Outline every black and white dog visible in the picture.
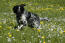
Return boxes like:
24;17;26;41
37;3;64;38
13;4;49;30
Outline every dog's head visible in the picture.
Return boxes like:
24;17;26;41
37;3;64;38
13;4;26;14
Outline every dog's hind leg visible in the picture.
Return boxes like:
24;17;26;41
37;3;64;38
40;17;50;21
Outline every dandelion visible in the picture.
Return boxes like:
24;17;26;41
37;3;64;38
40;21;44;24
37;29;41;32
41;36;45;39
43;41;45;43
63;30;65;32
8;32;12;38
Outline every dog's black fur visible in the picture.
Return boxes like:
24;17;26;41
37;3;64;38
13;4;49;30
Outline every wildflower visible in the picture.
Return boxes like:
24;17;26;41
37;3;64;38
16;29;20;32
63;30;65;32
43;41;45;43
59;31;63;34
8;32;11;35
12;37;15;39
0;26;2;29
40;21;44;24
59;8;64;10
41;36;45;39
13;39;15;41
7;38;11;42
8;34;12;38
40;40;42;43
7;26;12;29
8;32;12;38
37;29;41;32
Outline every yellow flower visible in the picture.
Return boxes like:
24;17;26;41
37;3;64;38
7;26;11;29
60;8;64;10
63;30;65;32
37;29;41;32
43;41;45;43
40;21;44;24
60;31;63;34
8;34;12;38
0;26;2;29
16;29;20;32
41;36;45;39
8;32;11;35
8;32;12;38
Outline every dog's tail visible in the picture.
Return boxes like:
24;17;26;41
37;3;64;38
40;17;50;21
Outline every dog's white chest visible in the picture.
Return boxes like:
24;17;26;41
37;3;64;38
21;14;26;21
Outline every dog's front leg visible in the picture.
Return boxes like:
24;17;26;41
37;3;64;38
17;24;23;30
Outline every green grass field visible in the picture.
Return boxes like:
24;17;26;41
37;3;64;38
0;0;65;43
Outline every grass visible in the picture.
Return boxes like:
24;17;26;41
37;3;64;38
0;0;65;43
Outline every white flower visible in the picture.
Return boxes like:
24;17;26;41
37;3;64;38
7;38;11;42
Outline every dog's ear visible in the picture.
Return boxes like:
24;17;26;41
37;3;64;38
20;4;26;7
13;5;18;13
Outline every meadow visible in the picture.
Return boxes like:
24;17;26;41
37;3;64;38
0;0;65;43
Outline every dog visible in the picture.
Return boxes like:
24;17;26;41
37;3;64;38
13;4;49;30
